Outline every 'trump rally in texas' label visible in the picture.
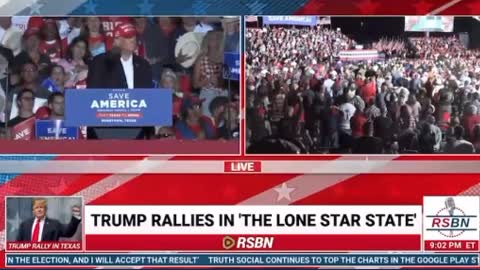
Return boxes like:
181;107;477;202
65;89;173;127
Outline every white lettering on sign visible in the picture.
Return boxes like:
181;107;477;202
15;129;31;139
91;99;147;109
47;128;67;134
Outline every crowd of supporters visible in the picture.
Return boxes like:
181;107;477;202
246;24;480;154
0;16;240;140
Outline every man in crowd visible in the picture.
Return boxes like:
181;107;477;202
12;28;50;82
0;17;22;56
88;23;152;89
7;62;50;121
352;121;383;154
444;126;475;154
202;96;229;139
175;96;205;139
48;92;64;120
8;88;34;127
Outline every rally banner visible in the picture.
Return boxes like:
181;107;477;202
263;16;317;26
64;89;173;127
224;52;240;81
35;120;79;140
318;16;331;25
405;16;454;32
337;50;383;61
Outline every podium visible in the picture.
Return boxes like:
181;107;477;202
65;88;173;140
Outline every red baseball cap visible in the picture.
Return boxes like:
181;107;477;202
35;106;51;120
114;23;137;39
27;17;45;30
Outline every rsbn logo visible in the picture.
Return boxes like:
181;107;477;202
426;197;477;238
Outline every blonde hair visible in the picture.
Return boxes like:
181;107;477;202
160;68;179;91
32;198;47;209
200;30;224;64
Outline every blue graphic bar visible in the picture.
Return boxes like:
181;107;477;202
6;253;479;266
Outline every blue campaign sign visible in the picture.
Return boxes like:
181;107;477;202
36;120;79;140
224;52;240;81
64;89;173;127
263;16;317;26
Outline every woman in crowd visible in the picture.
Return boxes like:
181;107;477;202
156;68;180;138
57;37;91;89
81;17;106;57
39;19;63;63
194;30;228;117
175;96;205;140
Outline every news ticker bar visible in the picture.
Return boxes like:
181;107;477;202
1;160;480;173
5;253;479;267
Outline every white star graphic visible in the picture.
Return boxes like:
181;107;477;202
247;0;267;15
138;0;154;15
274;183;295;202
29;1;44;15
84;0;98;15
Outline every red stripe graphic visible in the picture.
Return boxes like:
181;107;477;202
90;174;298;205
295;0;462;15
296;174;480;205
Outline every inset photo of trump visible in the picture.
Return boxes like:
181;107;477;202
6;196;83;251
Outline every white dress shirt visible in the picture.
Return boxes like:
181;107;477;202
121;54;134;89
31;217;45;241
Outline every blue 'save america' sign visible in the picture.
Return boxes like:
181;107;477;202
65;89;173;127
36;120;79;140
224;52;240;81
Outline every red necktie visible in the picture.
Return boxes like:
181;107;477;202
32;218;41;242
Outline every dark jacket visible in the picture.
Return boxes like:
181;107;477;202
87;51;153;89
86;51;154;139
16;216;81;242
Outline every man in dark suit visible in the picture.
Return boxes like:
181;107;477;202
86;23;154;139
16;198;81;242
